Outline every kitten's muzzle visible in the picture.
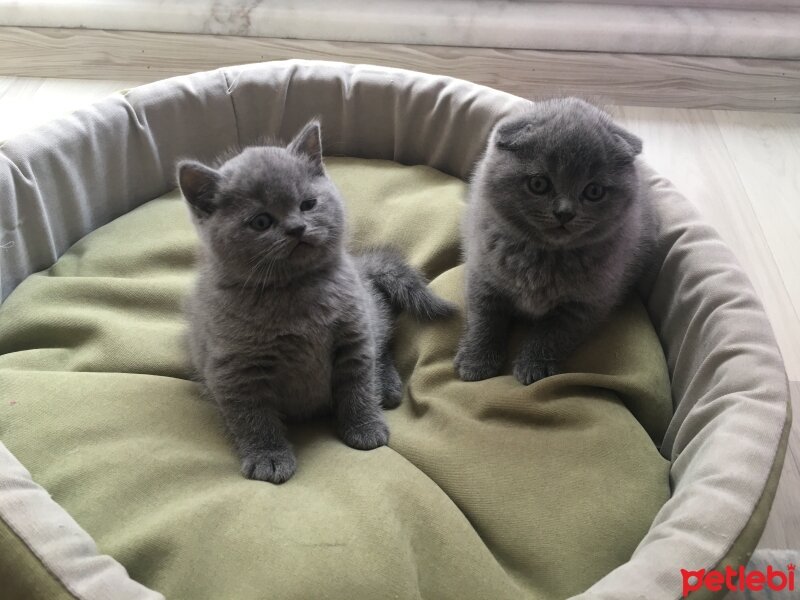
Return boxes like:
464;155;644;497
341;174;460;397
553;207;576;225
288;237;315;257
286;224;307;238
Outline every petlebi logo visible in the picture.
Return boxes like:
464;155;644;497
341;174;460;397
681;563;796;596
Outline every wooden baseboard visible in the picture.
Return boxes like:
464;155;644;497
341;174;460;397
2;26;800;112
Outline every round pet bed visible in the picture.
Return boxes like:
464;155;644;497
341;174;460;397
0;61;791;600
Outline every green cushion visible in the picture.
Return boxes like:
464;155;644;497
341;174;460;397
0;158;672;599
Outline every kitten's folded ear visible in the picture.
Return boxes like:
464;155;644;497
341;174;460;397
608;122;643;160
288;119;324;175
493;116;536;152
178;160;221;217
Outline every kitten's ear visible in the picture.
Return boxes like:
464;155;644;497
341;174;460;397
288;120;324;175
608;122;643;160
178;160;221;217
493;117;535;152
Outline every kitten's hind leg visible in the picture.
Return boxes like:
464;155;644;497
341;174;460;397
378;352;403;409
218;396;297;484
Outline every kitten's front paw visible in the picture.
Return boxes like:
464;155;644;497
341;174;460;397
455;346;503;382
513;358;560;385
339;418;389;450
241;448;297;484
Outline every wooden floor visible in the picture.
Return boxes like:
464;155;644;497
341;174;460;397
3;26;800;112
1;76;798;553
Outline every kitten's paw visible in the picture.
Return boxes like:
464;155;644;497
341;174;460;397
241;448;297;484
455;347;503;382
382;387;402;410
340;418;390;450
381;365;403;409
513;358;560;385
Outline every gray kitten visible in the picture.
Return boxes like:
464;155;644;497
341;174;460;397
178;121;454;484
455;98;655;385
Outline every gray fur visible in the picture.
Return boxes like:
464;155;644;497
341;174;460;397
179;120;454;483
455;98;655;385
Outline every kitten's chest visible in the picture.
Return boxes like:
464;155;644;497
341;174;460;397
489;239;613;316
211;279;346;365
254;282;344;348
229;284;346;416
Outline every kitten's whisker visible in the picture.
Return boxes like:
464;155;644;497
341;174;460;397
249;239;286;264
241;238;291;292
259;257;279;298
241;251;273;290
254;238;292;296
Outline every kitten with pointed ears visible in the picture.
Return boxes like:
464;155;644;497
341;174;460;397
179;121;454;483
455;98;655;385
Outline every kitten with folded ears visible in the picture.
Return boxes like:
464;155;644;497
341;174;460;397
456;98;655;385
179;120;454;483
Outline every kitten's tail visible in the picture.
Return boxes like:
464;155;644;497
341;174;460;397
357;248;456;321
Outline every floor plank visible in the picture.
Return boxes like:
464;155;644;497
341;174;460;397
2;26;800;111
756;381;800;550
713;110;800;333
616;106;800;381
0;76;138;141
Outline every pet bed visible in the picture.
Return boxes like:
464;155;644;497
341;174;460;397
0;61;791;600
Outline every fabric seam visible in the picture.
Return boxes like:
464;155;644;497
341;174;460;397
0;512;82;600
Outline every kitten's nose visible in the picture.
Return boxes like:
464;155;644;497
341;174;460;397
286;224;307;238
553;208;575;225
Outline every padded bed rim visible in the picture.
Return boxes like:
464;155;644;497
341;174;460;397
0;60;790;600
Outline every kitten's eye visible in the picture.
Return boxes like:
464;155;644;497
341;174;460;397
583;183;606;201
527;175;552;195
249;213;273;231
300;198;317;212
